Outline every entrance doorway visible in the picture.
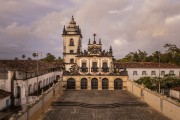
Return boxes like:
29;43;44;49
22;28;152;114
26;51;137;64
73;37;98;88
91;78;98;89
67;78;75;89
81;78;87;89
102;78;108;89
114;78;123;90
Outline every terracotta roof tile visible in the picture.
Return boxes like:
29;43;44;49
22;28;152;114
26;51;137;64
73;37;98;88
171;87;180;91
0;89;10;99
0;60;63;72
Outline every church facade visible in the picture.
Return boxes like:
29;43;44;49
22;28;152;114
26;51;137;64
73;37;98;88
62;16;128;90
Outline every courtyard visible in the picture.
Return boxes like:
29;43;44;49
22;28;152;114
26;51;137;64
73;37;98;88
42;90;169;120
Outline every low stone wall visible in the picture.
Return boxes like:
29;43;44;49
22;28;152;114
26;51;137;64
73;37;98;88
170;90;180;100
13;80;63;120
127;80;180;120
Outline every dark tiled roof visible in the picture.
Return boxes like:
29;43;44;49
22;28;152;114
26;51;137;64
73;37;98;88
0;60;64;72
114;62;180;69
0;89;10;99
171;87;180;91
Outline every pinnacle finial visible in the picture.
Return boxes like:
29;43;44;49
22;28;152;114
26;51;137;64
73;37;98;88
110;45;112;50
93;33;96;44
89;38;90;44
71;15;74;21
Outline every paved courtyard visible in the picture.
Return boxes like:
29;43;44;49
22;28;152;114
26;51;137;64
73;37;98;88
43;90;169;120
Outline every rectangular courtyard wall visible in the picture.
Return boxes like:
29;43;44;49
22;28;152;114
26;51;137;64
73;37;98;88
126;80;180;120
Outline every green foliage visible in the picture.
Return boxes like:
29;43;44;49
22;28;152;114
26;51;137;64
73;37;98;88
119;50;147;62
117;43;180;65
57;57;64;62
43;53;56;62
135;75;180;90
32;53;37;58
22;55;26;59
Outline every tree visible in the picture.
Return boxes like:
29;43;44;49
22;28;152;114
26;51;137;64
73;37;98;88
117;43;180;65
22;55;26;59
43;53;56;62
57;57;63;62
119;50;147;62
14;57;18;60
32;53;37;58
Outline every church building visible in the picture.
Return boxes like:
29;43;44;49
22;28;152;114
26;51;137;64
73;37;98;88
62;16;128;90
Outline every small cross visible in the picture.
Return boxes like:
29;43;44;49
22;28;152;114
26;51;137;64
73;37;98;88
93;33;96;40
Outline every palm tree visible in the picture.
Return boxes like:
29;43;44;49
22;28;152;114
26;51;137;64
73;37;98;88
32;53;37;58
22;55;26;59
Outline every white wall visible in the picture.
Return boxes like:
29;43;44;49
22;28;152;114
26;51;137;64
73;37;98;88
0;96;11;111
0;71;14;92
170;90;180;100
127;68;180;80
14;71;63;106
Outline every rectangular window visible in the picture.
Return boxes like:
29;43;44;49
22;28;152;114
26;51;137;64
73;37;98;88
151;71;156;75
92;62;97;68
70;50;74;53
142;71;147;75
161;71;165;76
82;62;87;68
70;59;74;63
133;71;138;75
169;70;174;75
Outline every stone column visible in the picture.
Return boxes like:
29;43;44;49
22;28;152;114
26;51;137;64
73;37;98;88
76;77;80;90
98;77;102;90
87;77;91;90
109;77;114;90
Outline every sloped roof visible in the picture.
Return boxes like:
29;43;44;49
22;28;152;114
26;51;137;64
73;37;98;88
0;89;10;99
114;62;180;69
0;60;64;72
171;87;180;91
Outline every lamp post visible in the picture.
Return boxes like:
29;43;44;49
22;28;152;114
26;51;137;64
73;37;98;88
158;51;161;93
36;52;39;96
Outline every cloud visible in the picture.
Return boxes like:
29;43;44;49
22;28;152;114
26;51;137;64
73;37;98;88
165;14;180;24
0;0;180;59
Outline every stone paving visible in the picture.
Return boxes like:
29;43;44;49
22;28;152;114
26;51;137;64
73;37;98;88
43;90;169;120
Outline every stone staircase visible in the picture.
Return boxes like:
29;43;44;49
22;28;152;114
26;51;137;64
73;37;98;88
51;101;148;109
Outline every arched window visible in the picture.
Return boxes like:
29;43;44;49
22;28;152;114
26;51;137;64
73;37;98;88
28;84;32;95
91;78;98;89
69;38;74;46
16;86;21;98
102;78;108;89
114;78;123;90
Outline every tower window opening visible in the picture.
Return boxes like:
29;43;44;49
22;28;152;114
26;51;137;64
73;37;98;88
69;38;74;46
70;59;74;63
70;50;74;53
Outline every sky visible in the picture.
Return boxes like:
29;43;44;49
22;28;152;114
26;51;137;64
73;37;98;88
0;0;180;59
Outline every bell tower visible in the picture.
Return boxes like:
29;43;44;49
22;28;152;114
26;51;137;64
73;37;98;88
62;16;82;71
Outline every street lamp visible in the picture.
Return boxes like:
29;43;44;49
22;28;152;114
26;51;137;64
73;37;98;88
36;52;39;96
158;51;161;93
